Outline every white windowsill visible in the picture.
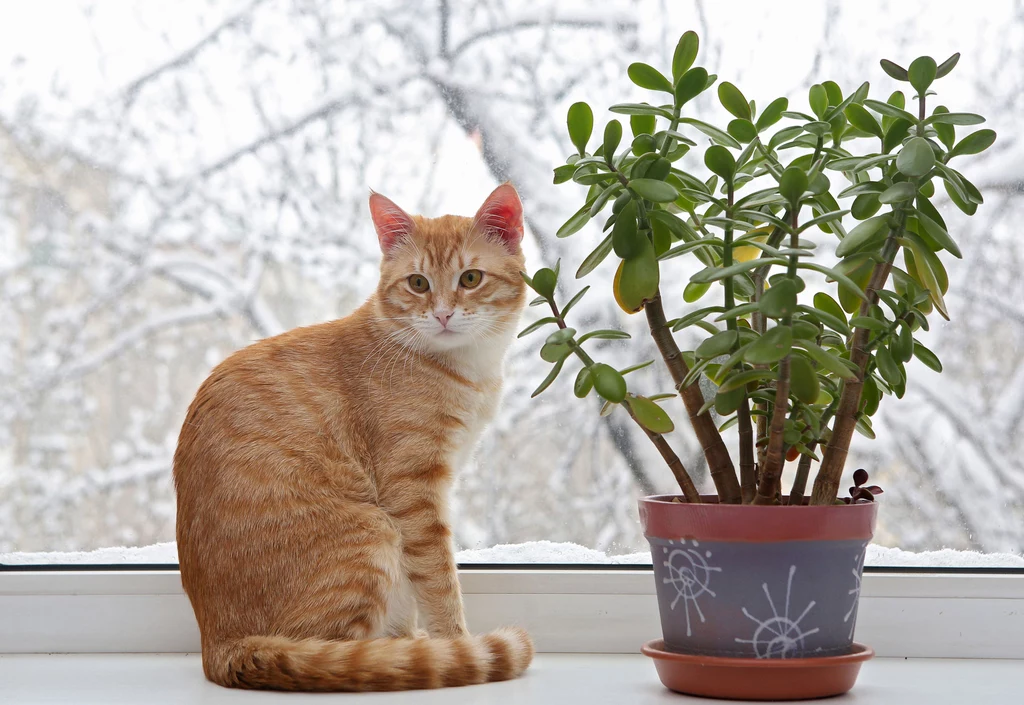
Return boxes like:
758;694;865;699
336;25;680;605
1;652;1022;704
2;569;1023;658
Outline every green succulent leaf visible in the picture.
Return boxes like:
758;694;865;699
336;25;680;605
907;56;937;95
727;118;758;143
628;62;675;93
925;112;986;125
684;281;712;303
561;286;591;318
609;103;674;119
574;366;594;399
935;52;960;78
567;102;594;156
896;137;935;177
557;203;592;238
718;81;751;119
630;178;680;202
930;106;956;150
704;145;736;180
851;193;882;220
845;104;884;138
882;118;913;154
756;97;789;132
576;232;614;279
808;83;828;119
620;360;655;376
531;268;557;298
878;181;918;204
892;323;915;363
943;179;978;216
779;166;808;206
545;327;577;346
864;98;917;123
745;325;793;364
612;200;641;258
592;363;628;403
673;31;700;81
796;340;858;380
577;329;631;343
789;355;821;404
677;117;742;148
692;257;787;283
875;346;904;387
835;215;888;257
553;164;576;184
718;369;778;393
532;358;566;397
913;340;942;372
949;129;997;158
696;330;739;358
880;59;909;81
759;278;798;319
915;211;962;258
675;66;709;105
603;120;623;163
627;395;675;433
540;340;572;362
518;317;558;338
630;114;657;137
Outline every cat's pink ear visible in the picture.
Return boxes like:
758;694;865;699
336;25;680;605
473;183;524;251
369;192;415;254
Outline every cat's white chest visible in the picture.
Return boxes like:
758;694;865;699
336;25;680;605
449;380;501;471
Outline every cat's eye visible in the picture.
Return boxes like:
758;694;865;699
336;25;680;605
460;269;483;289
408;274;430;293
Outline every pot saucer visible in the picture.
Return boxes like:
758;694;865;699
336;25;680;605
641;639;874;701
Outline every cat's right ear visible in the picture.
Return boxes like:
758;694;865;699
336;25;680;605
369;192;415;255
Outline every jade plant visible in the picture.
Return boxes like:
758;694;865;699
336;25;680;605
522;31;994;506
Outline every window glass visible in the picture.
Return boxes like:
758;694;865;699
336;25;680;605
1;0;1021;567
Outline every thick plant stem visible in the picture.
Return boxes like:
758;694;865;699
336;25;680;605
738;398;756;503
788;448;815;506
754;208;799;505
624;404;702;503
754;355;790;505
810;231;903;505
645;293;742;503
750;219;787;472
549;298;701;502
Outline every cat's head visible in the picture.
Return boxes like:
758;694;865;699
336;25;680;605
369;183;527;353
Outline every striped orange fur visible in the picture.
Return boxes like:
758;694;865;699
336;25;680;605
173;184;533;691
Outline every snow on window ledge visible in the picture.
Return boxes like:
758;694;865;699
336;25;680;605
1;541;1022;568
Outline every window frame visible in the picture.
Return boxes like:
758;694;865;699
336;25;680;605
1;567;1022;657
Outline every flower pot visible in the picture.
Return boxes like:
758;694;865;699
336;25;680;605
638;494;878;699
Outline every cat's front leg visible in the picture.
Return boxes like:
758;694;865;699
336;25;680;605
383;484;468;638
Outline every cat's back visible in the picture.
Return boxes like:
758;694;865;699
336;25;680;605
172;312;374;485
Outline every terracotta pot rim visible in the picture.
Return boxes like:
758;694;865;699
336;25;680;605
639;494;878;542
641;639;875;668
643;493;872;507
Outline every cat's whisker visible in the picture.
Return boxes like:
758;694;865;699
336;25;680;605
364;327;418;378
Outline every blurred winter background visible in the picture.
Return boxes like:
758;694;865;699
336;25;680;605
1;0;1022;564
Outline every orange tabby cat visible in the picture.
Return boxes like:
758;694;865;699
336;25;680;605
173;184;533;691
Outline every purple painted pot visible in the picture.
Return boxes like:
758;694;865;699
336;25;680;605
638;495;878;660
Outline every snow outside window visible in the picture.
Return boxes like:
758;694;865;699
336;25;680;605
1;1;1022;569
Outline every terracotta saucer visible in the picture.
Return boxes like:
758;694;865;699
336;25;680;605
641;639;874;701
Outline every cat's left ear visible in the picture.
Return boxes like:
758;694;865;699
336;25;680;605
369;192;415;255
473;183;524;251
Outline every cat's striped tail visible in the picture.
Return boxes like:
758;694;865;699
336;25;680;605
204;627;534;691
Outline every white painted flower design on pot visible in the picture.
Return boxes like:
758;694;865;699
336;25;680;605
735;565;820;658
661;539;722;637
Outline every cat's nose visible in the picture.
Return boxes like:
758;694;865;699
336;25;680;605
434;310;455;327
